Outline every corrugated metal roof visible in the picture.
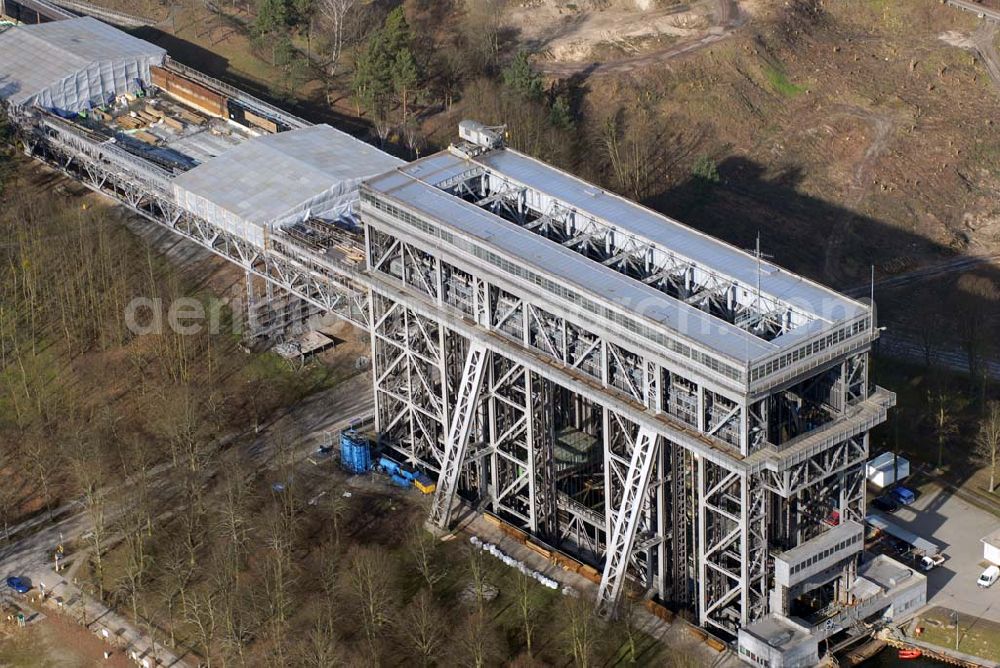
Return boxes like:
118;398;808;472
367;164;780;363
0;17;165;108
865;514;940;556
473;149;866;322
172;124;404;228
775;520;864;564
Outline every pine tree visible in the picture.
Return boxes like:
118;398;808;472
549;95;574;130
393;48;420;123
255;0;289;36
382;7;411;55
502;51;543;101
352;32;393;122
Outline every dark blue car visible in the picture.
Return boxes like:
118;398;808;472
890;486;916;505
5;576;30;594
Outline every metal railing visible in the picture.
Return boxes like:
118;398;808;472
47;0;151;26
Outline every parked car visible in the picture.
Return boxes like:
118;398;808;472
890;486;916;505
978;565;1000;588
871;495;900;513
5;576;30;594
919;554;945;571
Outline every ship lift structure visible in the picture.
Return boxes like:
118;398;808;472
0;11;899;638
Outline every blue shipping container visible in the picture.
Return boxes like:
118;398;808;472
378;456;401;476
390;473;412;488
340;431;372;474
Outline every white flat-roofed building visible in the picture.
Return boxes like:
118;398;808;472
983;528;1000;566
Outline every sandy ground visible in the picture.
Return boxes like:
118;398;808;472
0;614;132;668
509;0;713;62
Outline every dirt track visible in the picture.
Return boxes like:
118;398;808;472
971;21;1000;90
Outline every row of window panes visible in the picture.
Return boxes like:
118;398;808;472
790;533;862;574
739;647;770;667
750;318;869;383
362;192;746;383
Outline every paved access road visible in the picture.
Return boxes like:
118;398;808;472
876;481;1000;624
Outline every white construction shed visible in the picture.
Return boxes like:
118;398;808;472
983;529;1000;566
0;16;165;114
171;124;403;248
866;452;909;488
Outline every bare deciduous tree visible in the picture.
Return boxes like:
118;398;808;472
929;389;960;470
462;0;507;72
346;545;394;661
514;570;537;657
408;526;442;591
956;274;998;378
66;433;110;598
976;401;1000;492
460;608;501;668
185;589;220;668
564;596;596;668
157;542;192;649
297;617;343;667
319;0;357;77
400;590;444;666
467;545;489;612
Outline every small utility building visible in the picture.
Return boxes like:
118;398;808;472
983;528;1000;566
0;16;165;113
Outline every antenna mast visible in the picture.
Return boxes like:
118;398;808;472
755;232;762;315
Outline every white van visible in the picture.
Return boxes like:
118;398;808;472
977;565;1000;588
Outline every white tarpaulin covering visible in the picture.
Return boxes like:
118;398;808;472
0;17;165;113
172;124;403;249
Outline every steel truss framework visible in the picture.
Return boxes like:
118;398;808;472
13;104;894;634
439;166;813;341
16;108;369;330
363;210;891;634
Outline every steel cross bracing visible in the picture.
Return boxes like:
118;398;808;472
361;210;895;622
436;168;812;341
15;110;370;330
429;342;488;528
14;101;894;631
597;425;659;616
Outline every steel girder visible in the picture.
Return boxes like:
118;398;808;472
698;458;749;634
597;425;659;616
430;342;488;528
18;113;369;330
762;434;868;499
371;293;450;469
667;445;696;607
843;352;868;408
484;358;560;537
437;169;809;340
